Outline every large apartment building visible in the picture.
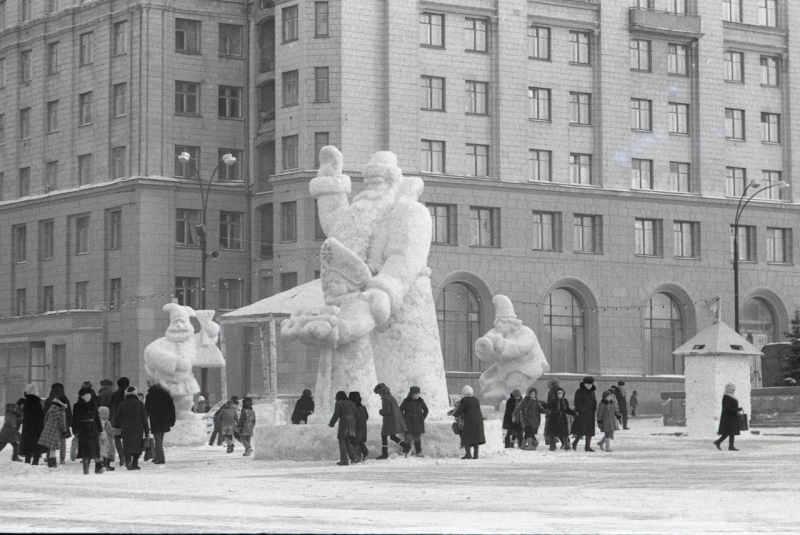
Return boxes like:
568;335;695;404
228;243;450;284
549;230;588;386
1;0;798;413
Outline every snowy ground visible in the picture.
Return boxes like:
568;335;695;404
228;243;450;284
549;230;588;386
1;416;798;534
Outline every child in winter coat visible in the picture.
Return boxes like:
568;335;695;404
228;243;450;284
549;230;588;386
218;401;239;453
349;391;369;461
38;398;68;468
97;406;120;471
399;386;428;457
545;387;577;451
513;387;550;450
596;390;621;452
237;397;256;456
0;400;24;462
630;391;639;417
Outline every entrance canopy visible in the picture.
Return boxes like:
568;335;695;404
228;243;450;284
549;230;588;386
219;279;324;325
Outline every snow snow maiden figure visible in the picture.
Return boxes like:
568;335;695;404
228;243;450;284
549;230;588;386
38;397;68;469
714;383;744;451
545;387;577;451
349;391;369;461
0;400;23;461
328;391;358;465
399;386;428;457
237;397;256;457
513;387;549;450
451;385;485;460
596;390;621;452
373;383;410;459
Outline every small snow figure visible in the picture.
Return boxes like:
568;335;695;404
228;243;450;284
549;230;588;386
713;383;744;451
291;390;315;425
399;386;428;457
629;391;639;417
349;391;369;461
0;400;24;462
373;383;410;459
545;387;577;451
571;376;598;452
512;387;549;450
328;391;358;465
502;389;523;449
476;295;550;407
596;390;621;452
237;397;256;457
450;385;485;460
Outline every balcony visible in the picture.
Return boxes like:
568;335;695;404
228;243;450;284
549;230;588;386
629;8;702;37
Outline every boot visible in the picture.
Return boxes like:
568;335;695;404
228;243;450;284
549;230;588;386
571;437;580;450
504;435;513;449
605;439;613;452
461;447;472;460
585;437;595;452
243;448;252;457
95;461;105;474
597;438;606;450
414;441;423;458
375;446;389;460
548;442;557;451
12;444;22;462
83;459;91;474
400;441;412;457
472;446;479;459
131;456;141;470
713;439;722;450
105;458;115;471
227;443;234;454
47;458;58;469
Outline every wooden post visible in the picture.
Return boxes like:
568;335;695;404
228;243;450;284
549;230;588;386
269;315;278;400
219;326;228;401
259;323;270;397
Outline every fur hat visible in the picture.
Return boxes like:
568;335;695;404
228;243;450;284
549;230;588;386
547;378;560;390
81;381;94;390
348;391;362;405
582;376;595;385
117;377;130;388
25;383;39;396
527;386;538;396
125;386;138;398
302;389;313;398
511;389;522;398
462;385;474;397
98;406;110;419
230;396;240;404
409;386;421;396
602;390;613;399
373;383;387;395
335;391;348;402
617;381;626;386
101;379;113;387
78;387;94;398
321;237;372;288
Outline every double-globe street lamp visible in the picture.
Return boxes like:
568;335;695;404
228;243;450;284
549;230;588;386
176;151;237;395
732;179;790;333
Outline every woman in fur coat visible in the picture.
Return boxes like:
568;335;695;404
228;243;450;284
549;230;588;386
714;383;744;451
451;385;486;460
38;397;68;468
349;391;369;461
596;390;621;452
73;387;105;474
545;387;577;451
513;387;550;450
21;383;45;465
112;386;150;470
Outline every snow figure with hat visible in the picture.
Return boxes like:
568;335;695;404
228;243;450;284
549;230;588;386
300;146;449;413
282;236;387;417
476;295;551;407
143;303;226;419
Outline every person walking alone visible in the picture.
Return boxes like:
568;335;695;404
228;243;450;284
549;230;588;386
145;381;176;465
373;383;410;459
451;385;485;459
237;397;256;457
571;377;598;452
714;383;744;451
399;386;428;457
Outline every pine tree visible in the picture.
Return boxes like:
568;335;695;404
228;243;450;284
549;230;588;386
781;310;800;384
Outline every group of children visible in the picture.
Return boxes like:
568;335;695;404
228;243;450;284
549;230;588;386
206;396;257;456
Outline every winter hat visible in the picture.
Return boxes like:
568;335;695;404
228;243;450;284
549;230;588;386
117;377;130;389
197;396;206;402
373;383;387;395
462;385;474;397
125;386;138;398
242;397;253;408
101;379;113;387
78;387;94;398
230;396;240;405
409;386;421;396
335;391;348;402
302;389;313;398
555;387;566;397
724;383;736;394
617;381;626;386
98;406;110;419
527;386;538;396
493;295;517;320
602;390;613;399
25;383;39;396
348;391;362;405
512;389;522;398
82;381;94;390
547;378;560;390
582;376;595;385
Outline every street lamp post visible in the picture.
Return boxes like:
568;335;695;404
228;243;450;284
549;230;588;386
732;179;790;333
176;151;236;395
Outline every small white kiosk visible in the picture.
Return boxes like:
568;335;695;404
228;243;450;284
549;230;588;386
673;320;761;438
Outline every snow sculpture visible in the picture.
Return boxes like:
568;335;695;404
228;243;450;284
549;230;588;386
283;146;450;414
476;295;551;407
144;303;226;418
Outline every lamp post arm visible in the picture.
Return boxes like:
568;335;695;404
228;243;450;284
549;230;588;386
738;183;784;224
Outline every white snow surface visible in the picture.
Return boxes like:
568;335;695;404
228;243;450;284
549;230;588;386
1;417;798;534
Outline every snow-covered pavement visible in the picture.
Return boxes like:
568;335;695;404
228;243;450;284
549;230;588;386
1;417;798;534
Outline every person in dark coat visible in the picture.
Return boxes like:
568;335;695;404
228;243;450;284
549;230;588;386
513;386;549;450
502;389;523;449
349;391;369;461
571;376;598;452
451;385;485;459
109;376;130;465
613;381;629;429
97;379;114;408
144;382;176;465
0;400;24;461
543;378;560;446
44;383;72;465
546;387;577;451
399;386;429;457
596;390;621;452
72;387;105;474
328;391;358;465
21;383;45;465
291;389;315;424
112;386;150;470
237;397;256;457
373;383;410;459
714;383;744;451
630;390;639;417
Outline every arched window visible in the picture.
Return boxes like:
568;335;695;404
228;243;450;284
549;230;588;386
741;298;777;344
542;288;584;373
644;293;684;374
436;283;483;372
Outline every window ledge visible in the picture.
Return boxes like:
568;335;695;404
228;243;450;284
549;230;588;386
675;256;701;261
465;49;489;54
218;54;244;59
630;68;652;73
631;128;653;133
669;132;690;137
726;138;746;142
313;99;331;104
532;248;561;253
569;122;592;127
724;79;745;84
635;254;663;258
79;122;92;127
529;118;552;123
76;252;89;256
314;34;330;39
761;141;781;146
175;113;202;118
421;108;446;112
760;84;780;88
282;103;299;108
568;62;591;66
175;245;201;249
574;251;602;255
668;73;689;78
218;116;244;121
469;245;500;249
220;248;246;252
465;112;489;117
766;261;792;266
175;50;202;55
528;56;551;62
431;242;458;247
420;44;445;50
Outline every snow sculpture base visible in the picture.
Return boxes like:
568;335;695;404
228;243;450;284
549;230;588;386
164;418;208;447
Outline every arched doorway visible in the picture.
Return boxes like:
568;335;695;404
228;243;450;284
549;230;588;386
542;288;585;373
435;282;484;372
741;297;778;345
644;292;685;375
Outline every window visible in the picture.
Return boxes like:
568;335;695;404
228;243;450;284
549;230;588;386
108;209;122;250
21;0;29;22
645;293;685;375
669;103;689;134
465;81;487;115
220;212;243;249
42;286;54;313
20;50;30;81
174;146;200;178
78;154;92;185
47;42;59;74
218;86;242;118
542;288;585;373
635;218;662;256
280;272;298;292
79;92;92;125
569;93;591;125
421;140;445;173
761;56;779;86
175;277;200;308
176;19;201;52
466;144;489;177
573;215;601;253
282;5;298;42
16;289;26;316
759;0;777;27
725;167;746;197
315;2;329;37
767;228;791;263
670;162;691;192
46;100;59;133
0;114;3;144
314;132;329;167
176;209;200;246
0;2;5;29
112;147;126;178
282;70;298;106
528;26;550;60
282;135;298;170
631;159;653;190
108;342;121;380
420;12;444;47
75;281;88;309
528;88;550;121
529;150;551;182
723;0;742;22
666;0;686;14
219;24;243;56
569;31;590;64
725;108;745;140
630;99;652;131
314;67;329;102
470;207;500;247
731;225;756;262
759;170;784;200
219;279;243;310
280;201;297;242
673;221;699;258
630;40;650;71
114;21;128;55
75;216;89;254
80;32;93;65
0;58;4;87
761;112;780;143
428;204;456;245
465;18;487;52
668;44;688;75
420;76;445;110
259;205;274;259
218;149;242;181
532;211;561;251
14;224;26;261
724;51;743;82
45;161;58;192
113;83;127;117
48;0;59;14
569;153;592;185
109;279;122;311
19;167;30;197
175;81;200;115
42;220;54;260
314;200;326;240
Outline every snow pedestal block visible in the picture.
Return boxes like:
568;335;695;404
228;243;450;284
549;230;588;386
253;420;504;461
164;418;208;447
